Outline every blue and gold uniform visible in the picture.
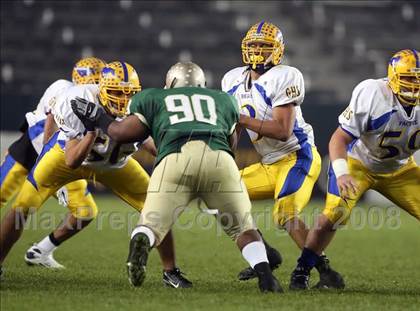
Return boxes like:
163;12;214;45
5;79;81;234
222;22;320;226
325;70;420;223
0;80;94;210
12;73;147;218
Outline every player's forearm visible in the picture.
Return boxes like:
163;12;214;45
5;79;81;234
329;127;354;162
65;132;97;169
43;113;58;144
239;115;292;141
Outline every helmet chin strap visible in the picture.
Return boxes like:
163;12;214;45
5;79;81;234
249;54;274;74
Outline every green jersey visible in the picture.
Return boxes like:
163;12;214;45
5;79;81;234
128;87;239;164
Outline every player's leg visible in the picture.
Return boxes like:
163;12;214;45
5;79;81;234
0;141;83;265
25;179;97;268
273;146;321;247
290;157;373;290
125;153;195;287
1;129;39;209
237;162;282;281
97;157;191;287
199;145;282;293
1;154;29;208
373;160;420;221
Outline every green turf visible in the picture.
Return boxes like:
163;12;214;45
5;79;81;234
1;197;419;311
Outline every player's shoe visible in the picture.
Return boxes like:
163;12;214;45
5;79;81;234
163;267;193;288
0;265;3;280
289;266;310;290
254;262;283;293
126;233;151;287
314;255;345;289
238;246;282;281
24;244;65;269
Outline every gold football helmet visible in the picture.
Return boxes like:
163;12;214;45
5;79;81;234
241;21;285;70
388;49;420;106
99;61;141;117
72;57;106;85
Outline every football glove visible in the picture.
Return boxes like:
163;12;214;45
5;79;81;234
70;97;105;131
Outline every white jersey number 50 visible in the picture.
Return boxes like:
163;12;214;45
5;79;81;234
165;94;217;125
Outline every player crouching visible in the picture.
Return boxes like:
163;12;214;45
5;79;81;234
290;49;420;290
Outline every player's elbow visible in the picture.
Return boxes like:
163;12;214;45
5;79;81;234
65;159;81;169
274;128;293;141
64;153;82;169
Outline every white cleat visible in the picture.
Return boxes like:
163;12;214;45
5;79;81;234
24;244;65;269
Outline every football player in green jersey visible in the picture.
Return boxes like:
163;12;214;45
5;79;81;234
70;62;282;293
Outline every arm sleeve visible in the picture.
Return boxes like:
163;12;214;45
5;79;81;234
227;94;239;135
271;68;305;107
338;82;378;139
128;90;154;129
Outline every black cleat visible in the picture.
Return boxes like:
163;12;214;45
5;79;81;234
289;266;310;290
163;267;193;288
238;246;282;281
314;255;345;289
126;233;151;287
0;265;3;280
254;262;283;293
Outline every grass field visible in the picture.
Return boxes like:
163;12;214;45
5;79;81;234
1;196;419;311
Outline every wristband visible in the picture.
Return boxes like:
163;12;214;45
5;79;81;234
332;158;349;178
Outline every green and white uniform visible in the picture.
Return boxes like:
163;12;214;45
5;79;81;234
128;87;255;244
128;87;239;164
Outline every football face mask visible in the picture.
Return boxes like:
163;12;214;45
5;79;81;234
99;61;141;117
388;49;420;106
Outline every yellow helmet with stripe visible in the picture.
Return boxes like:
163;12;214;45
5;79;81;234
99;61;141;117
72;57;106;85
388;49;420;106
241;21;285;70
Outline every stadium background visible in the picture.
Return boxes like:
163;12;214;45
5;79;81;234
1;0;419;200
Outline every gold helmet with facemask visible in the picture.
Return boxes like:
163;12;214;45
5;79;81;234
388;49;420;106
241;21;285;70
99;61;141;117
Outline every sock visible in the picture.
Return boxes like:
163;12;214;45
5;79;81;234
241;241;269;269
131;226;156;247
297;247;320;270
37;233;60;253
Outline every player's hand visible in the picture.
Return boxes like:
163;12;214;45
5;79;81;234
70;97;105;131
336;174;358;200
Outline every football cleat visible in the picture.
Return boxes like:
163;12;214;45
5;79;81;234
238;246;282;281
388;49;420;106
99;61;141;117
24;244;65;269
241;21;285;70
254;262;283;293
314;255;345;289
163;267;193;288
72;57;106;85
289;266;310;290
126;233;151;287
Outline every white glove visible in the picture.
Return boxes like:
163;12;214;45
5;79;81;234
56;186;69;207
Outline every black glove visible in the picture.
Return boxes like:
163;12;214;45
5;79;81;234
70;97;105;131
